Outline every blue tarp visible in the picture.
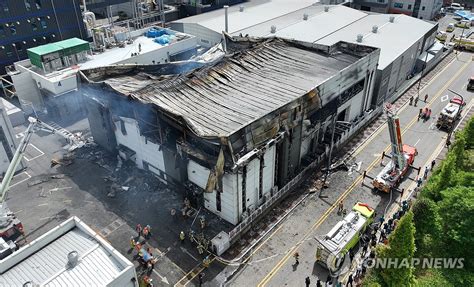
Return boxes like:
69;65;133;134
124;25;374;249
145;27;174;38
454;10;474;21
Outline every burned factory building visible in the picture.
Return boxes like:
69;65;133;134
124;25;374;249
80;37;379;225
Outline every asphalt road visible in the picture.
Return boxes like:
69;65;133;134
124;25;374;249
226;52;474;287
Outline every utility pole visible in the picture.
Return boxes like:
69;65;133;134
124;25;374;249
417;47;429;98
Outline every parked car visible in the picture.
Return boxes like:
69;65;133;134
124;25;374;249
455;20;471;28
446;23;455;32
450;3;465;10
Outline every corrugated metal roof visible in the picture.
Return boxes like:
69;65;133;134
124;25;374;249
316;14;436;69
172;0;318;33
0;228;125;286
82;38;361;138
237;5;367;40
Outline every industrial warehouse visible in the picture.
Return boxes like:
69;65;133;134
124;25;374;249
80;36;380;231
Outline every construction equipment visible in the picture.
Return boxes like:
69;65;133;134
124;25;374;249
0;117;83;243
437;95;466;131
315;202;375;272
371;104;418;193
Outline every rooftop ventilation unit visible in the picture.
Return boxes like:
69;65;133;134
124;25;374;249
389;16;395;23
324;6;329;12
303;13;309;20
356;34;363;43
372;25;378;33
271;25;277;33
67;251;79;268
239;5;244;12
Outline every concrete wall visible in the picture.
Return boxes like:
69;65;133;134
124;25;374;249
169;23;222;48
115;36;198;65
11;62;44;113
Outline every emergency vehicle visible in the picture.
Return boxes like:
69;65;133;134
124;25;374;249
371;105;417;193
315;202;375;272
437;96;466;130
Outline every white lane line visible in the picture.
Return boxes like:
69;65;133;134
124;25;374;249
37;203;48;206
414;139;421;147
10;171;31;188
24;144;45;161
180;246;199;262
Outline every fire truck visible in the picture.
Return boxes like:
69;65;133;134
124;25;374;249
371;105;418;193
0;117;82;244
437;96;466;131
315;202;375;272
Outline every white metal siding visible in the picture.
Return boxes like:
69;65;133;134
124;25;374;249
187;160;210;190
202;170;241;225
114;117;166;177
245;158;260;212
262;145;276;198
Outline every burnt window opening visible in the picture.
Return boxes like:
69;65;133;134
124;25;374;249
216;190;221;212
259;157;264;199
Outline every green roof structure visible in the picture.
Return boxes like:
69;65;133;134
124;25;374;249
27;38;90;68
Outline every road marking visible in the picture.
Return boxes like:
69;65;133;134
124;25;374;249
257;56;472;287
441;95;449;102
37;203;48;207
9;171;31;188
99;218;125;237
24;144;44;161
153;269;170;285
180;246;199;262
414;139;420;147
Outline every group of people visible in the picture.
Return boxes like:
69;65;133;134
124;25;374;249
418;107;432;122
136;223;152;239
409;94;433;122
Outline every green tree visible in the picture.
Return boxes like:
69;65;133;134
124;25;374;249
426;154;456;201
464;117;474;149
450;132;466;169
377;211;416;286
438;186;474;268
412;198;441;257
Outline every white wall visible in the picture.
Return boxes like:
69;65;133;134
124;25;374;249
188;144;277;225
188;160;241;225
180;23;222;48
116;36;197;65
262;145;276;199
114;117;166;180
30;73;78;95
245;157;260;212
11;63;44;113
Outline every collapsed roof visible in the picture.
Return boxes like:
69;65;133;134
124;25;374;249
80;37;376;139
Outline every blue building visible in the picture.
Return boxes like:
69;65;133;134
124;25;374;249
0;0;86;74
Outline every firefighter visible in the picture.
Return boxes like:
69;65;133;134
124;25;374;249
409;95;414;105
414;96;419;107
293;252;300;265
424;94;428;103
197;243;204;254
130;236;136;250
338;200;344;214
180;231;185;243
203;255;211;268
